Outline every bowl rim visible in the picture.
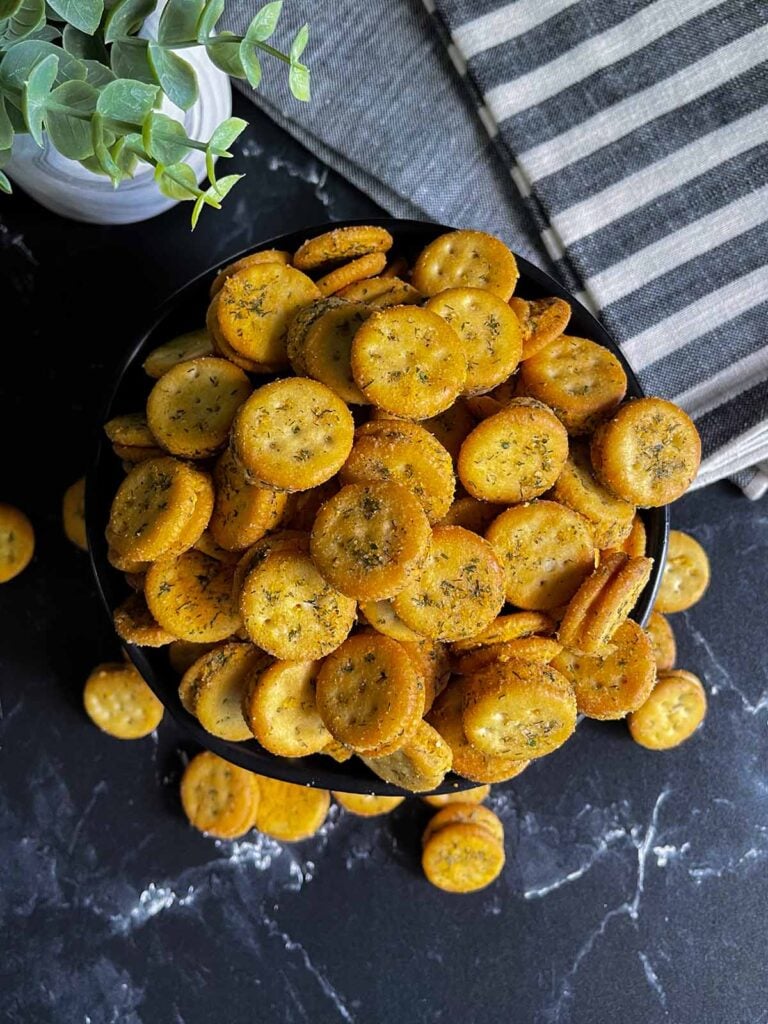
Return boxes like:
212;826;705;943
87;216;669;795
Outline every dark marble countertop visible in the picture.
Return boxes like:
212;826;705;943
2;94;767;1024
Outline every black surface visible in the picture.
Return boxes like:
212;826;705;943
2;95;767;1024
88;214;667;795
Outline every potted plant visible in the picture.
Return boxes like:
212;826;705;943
0;0;310;224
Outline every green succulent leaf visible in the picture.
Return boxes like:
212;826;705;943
91;109;122;183
46;0;103;35
245;1;281;43
21;49;57;144
238;38;260;89
61;22;107;59
0;168;11;192
147;41;196;109
289;22;308;62
142;108;190;163
27;23;61;41
5;101;27;131
205;32;245;78
0;38;86;88
208;115;246;153
0;0;46;45
194;0;222;42
97;76;158;123
0;0;23;19
83;56;113;85
110;36;156;83
0;94;13;147
191;171;241;227
111;132;139;175
154;159;197;199
45;76;97;157
157;0;202;45
103;0;156;43
288;59;309;102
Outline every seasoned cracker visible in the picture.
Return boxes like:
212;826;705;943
553;619;656;719
422;822;505;893
333;792;404;816
351;306;467;419
181;750;259;839
145;549;241;643
412;230;519;300
590;398;701;507
394;526;505;642
143;328;213;378
315;633;424;754
83;662;163;739
654;529;710;613
244;659;332;757
485;500;595;610
362;720;452;792
232;378;355;492
509;296;571;360
253;777;330;841
293;225;393;271
310;481;431;601
62;477;88;551
628;669;707;750
316;252;387;296
210;249;291;297
457;398;568;503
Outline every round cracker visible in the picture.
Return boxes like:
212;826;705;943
293;225;394;271
457;398;568;503
244;659;331;757
62;477;87;552
209;447;287;552
336;275;421;308
310;481;431;601
342;419;456;524
644;611;677;670
393;526;505;642
253;777;330;841
461;659;576;759
401;639;451;713
628;669;707;750
419;399;477;462
485;500;595;610
438;495;504;534
426;287;523;395
654;529;710;613
315;633;425;755
181;750;259;839
239;544;356;660
362;720;452;792
558;552;653;654
114;592;177;647
146;357;251;459
427;682;530;784
232;377;355;492
423;784;490;808
509;295;571;361
451;611;556;653
215;262;321;366
302;302;371;403
104;412;157;449
605;512;647;558
286;296;347;376
83;662;163;739
333;792;404;816
422;821;505;893
553;619;656;720
422;802;503;847
315;252;387;296
143;329;214;379
521;335;627;435
551;440;635;549
106;456;202;562
351;305;467;419
210;249;291;297
413;230;519;300
590;398;701;507
454;636;563;675
145;549;241;643
191;642;264;741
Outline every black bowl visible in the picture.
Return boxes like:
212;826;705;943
87;217;669;795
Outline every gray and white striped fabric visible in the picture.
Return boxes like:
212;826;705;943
226;0;768;497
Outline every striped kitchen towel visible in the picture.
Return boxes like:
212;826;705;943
225;0;768;496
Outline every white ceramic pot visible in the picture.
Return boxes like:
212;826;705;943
5;18;232;225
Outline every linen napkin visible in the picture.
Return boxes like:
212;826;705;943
224;0;768;497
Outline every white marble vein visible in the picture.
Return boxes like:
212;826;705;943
638;951;668;1010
